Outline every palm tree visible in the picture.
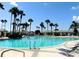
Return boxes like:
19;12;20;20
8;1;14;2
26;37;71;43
18;22;29;33
16;18;20;32
1;19;4;29
28;18;33;31
50;23;54;34
19;10;25;32
1;20;7;33
9;7;19;33
0;3;4;10
69;21;79;36
21;24;25;32
18;23;23;32
40;22;45;32
4;20;7;30
4;20;7;37
9;8;13;32
19;10;25;23
23;22;29;32
45;19;50;32
54;23;58;31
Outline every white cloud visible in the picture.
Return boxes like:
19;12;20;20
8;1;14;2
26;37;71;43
10;2;18;7
71;6;79;10
76;16;79;21
43;3;48;6
72;16;77;21
72;16;79;23
71;6;76;10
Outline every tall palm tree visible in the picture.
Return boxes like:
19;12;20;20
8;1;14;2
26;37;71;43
4;20;7;37
28;18;33;32
18;23;23;32
9;8;13;32
1;19;4;29
54;23;58;31
45;19;50;32
69;21;79;36
4;20;7;30
16;18;20;32
19;10;25;32
50;23;54;34
19;10;25;23
0;3;4;10
24;22;29;32
18;22;29;32
9;7;19;33
40;22;45;32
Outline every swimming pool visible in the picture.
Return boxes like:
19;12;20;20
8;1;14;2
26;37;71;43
0;36;79;48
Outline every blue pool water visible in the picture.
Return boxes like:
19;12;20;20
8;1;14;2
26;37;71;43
0;36;79;48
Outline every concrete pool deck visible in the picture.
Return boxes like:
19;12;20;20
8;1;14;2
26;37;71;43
0;40;79;57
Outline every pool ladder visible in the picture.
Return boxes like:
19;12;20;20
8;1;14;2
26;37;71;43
0;49;25;57
29;41;36;49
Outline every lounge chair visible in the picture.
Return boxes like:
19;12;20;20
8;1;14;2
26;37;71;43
66;43;79;56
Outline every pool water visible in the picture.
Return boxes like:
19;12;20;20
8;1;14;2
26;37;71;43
0;36;79;48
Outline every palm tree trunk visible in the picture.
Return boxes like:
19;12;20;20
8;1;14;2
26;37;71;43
19;26;20;32
4;22;6;30
13;15;16;33
17;24;18;32
74;28;78;36
4;22;6;37
16;21;19;32
20;15;22;23
1;23;3;29
41;27;43;33
19;15;22;32
25;27;27;32
51;26;52;34
29;22;31;32
47;24;48;32
55;27;56;31
10;14;12;32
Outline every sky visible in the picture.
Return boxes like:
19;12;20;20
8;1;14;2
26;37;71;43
0;2;79;31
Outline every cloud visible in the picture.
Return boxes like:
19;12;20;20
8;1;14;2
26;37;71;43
43;3;48;6
71;6;79;10
10;2;18;7
72;16;79;23
76;16;79;21
72;16;77;21
71;6;76;10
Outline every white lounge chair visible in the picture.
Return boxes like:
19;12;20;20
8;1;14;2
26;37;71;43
66;43;79;56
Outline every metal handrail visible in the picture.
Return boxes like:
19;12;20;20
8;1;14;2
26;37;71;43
1;49;25;57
